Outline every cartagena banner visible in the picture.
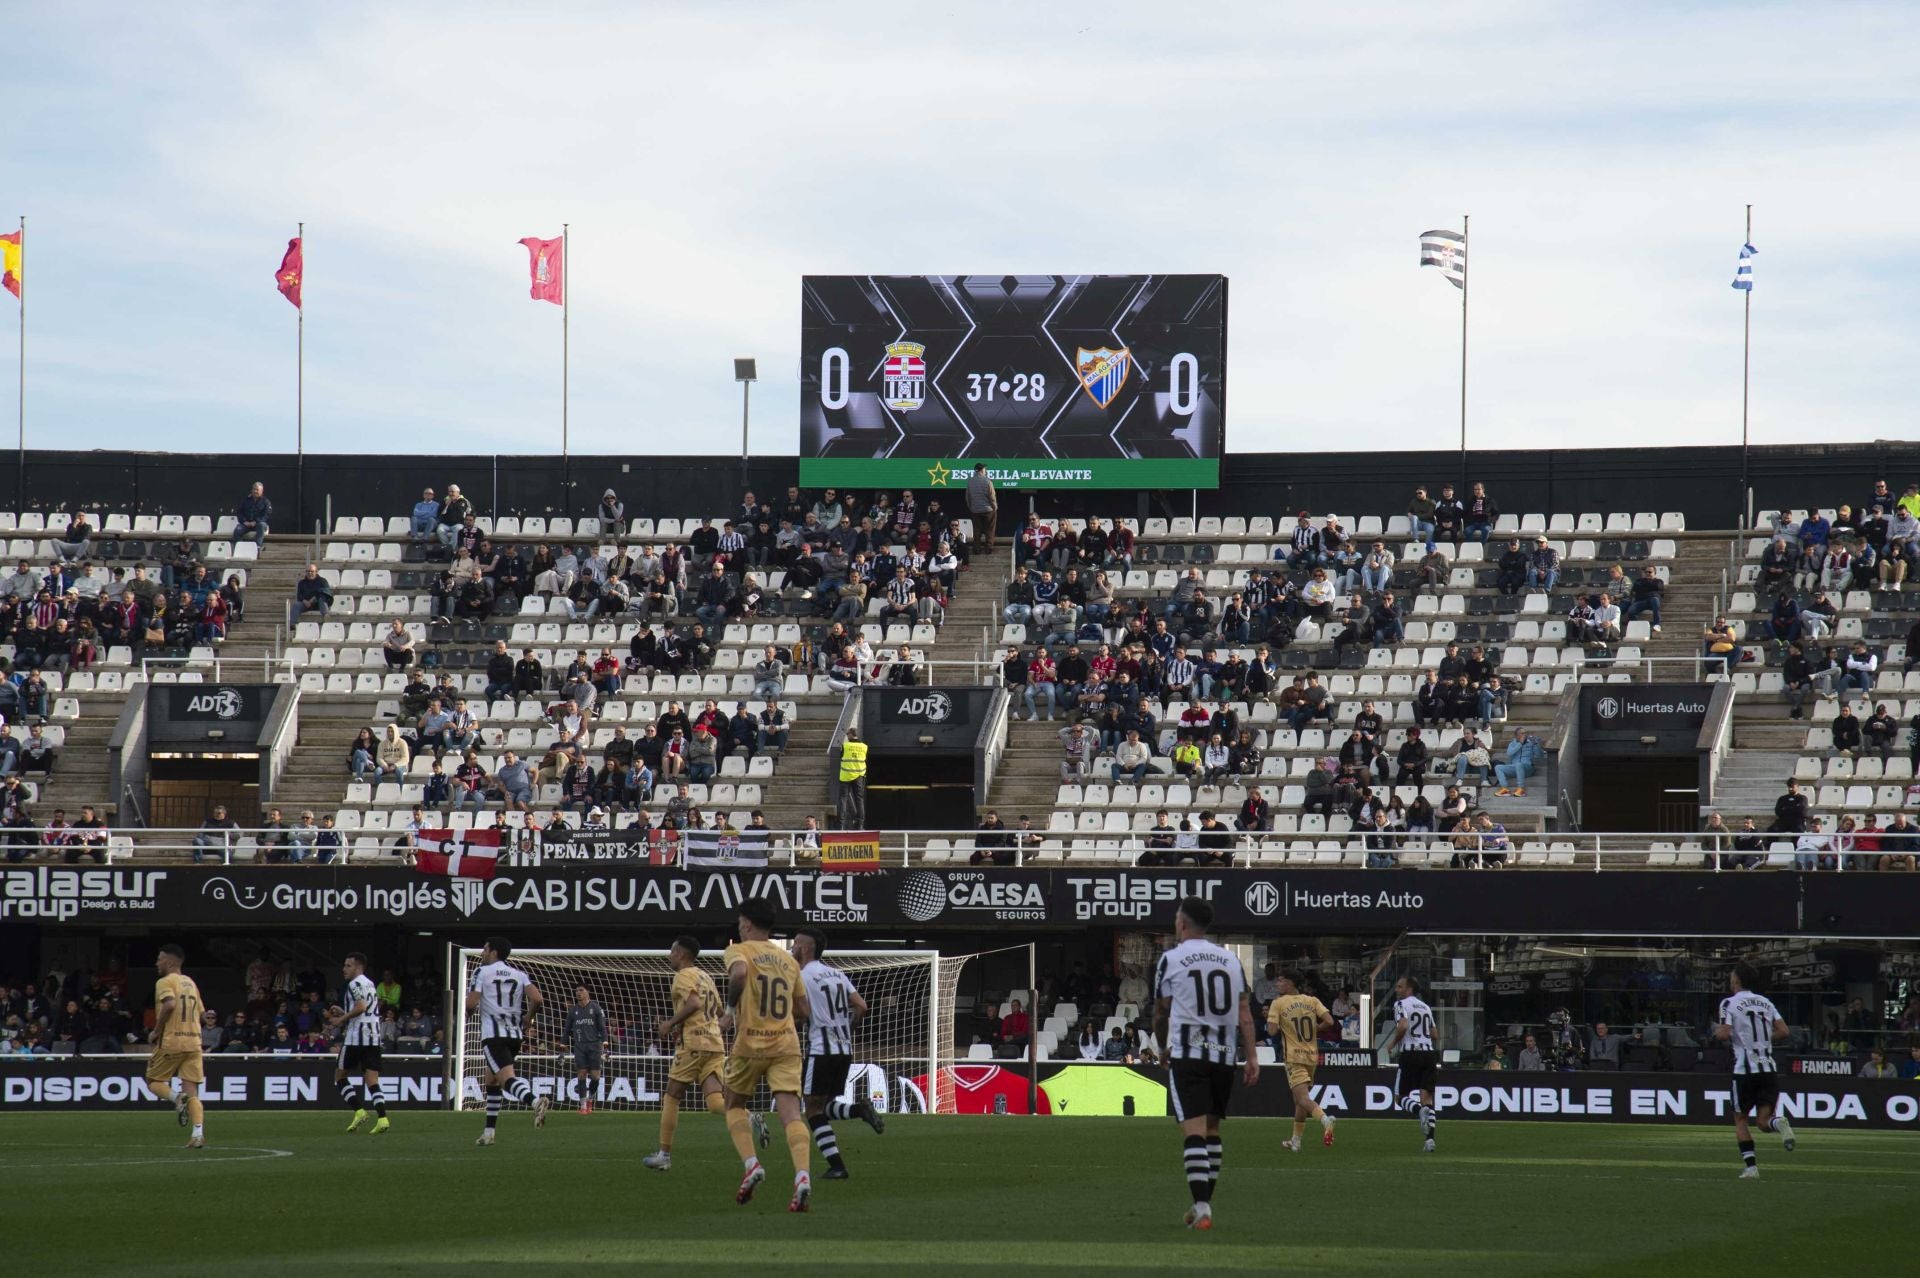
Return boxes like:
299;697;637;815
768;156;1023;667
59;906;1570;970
820;833;883;873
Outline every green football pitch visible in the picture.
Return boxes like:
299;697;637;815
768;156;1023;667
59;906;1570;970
5;1110;1913;1275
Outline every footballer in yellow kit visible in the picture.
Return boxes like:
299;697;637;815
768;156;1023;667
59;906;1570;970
640;935;736;1172
668;959;728;1087
720;898;815;1212
1265;972;1338;1150
147;944;209;1148
721;937;804;1098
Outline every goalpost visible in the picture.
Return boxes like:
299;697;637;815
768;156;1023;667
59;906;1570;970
449;946;976;1114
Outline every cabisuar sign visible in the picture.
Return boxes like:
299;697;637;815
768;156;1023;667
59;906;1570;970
8;866;1918;937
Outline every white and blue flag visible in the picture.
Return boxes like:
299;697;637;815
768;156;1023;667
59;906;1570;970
1732;242;1757;291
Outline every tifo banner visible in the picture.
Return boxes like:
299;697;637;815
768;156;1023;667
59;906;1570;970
799;274;1226;491
682;828;771;870
819;833;883;873
6;865;1916;938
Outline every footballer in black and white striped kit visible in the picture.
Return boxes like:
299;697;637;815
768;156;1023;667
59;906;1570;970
1715;961;1795;1179
328;952;390;1134
1384;974;1441;1152
1151;896;1259;1231
466;936;549;1145
795;929;884;1180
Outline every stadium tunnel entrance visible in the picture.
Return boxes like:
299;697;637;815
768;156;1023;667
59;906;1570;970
111;683;302;830
1555;682;1727;833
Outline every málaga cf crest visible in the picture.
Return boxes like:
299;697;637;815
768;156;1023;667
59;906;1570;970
1075;346;1130;409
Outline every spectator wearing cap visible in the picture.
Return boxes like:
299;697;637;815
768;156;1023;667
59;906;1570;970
409;488;440;541
1321;515;1359;591
685;726;717;782
1520;536;1557;590
1284;511;1320;569
1359;541;1396;596
235;482;272;546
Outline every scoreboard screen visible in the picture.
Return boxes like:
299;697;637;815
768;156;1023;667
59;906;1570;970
799;274;1225;490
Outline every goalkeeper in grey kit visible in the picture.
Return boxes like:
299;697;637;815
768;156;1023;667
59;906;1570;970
565;984;609;1114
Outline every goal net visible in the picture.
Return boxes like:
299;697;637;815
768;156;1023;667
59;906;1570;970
450;946;973;1113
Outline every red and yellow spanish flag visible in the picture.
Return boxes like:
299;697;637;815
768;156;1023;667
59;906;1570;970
518;235;563;305
0;230;20;299
275;237;302;310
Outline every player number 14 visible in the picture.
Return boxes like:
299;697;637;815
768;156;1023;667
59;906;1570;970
966;372;1046;402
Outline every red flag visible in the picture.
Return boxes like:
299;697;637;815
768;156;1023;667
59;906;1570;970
518;235;564;305
414;827;502;879
275;237;302;310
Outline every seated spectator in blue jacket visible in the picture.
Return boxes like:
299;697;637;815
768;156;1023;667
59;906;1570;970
1797;510;1831;568
235;482;272;545
1492;728;1542;797
409;488;441;541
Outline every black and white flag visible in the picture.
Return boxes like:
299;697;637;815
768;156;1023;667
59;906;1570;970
683;827;772;870
1419;229;1466;289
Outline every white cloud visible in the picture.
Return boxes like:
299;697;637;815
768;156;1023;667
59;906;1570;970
2;1;1916;457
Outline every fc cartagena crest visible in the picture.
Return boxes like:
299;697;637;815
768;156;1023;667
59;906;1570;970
1074;346;1130;409
883;342;927;411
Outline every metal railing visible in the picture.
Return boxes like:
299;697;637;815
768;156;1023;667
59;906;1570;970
71;826;1894;872
136;654;299;683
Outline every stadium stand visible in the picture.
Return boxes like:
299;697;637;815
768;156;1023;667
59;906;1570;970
9;474;1920;871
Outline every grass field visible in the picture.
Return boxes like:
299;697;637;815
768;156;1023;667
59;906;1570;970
6;1109;1914;1275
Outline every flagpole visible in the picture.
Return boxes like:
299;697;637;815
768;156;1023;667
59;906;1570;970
297;222;305;455
15;214;23;513
1740;204;1752;501
1459;213;1469;487
296;221;305;525
562;222;570;465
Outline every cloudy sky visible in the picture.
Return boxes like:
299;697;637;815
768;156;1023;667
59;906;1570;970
2;2;1914;459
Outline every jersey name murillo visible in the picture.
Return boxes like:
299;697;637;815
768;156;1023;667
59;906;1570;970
802;961;857;1057
1154;938;1246;1065
1394;996;1437;1052
342;974;383;1046
471;961;533;1040
1719;990;1782;1074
